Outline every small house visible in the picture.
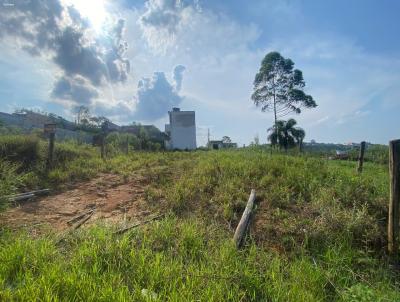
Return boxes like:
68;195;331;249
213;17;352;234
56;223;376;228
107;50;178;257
208;140;238;150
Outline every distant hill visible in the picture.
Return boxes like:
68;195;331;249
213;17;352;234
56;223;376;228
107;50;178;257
0;111;93;143
0;110;166;145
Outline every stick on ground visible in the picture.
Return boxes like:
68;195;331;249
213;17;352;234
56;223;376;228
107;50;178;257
114;214;164;235
67;209;95;225
5;189;51;202
73;211;94;230
233;189;256;248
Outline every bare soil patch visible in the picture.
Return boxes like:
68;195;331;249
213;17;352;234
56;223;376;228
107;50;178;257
0;173;155;234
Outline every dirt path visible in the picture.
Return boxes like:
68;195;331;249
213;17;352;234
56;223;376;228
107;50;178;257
0;173;155;234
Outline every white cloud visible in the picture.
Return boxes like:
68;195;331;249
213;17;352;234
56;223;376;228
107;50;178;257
1;0;399;144
87;0;400;144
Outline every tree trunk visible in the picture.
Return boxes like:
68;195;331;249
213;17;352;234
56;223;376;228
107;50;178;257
273;76;278;150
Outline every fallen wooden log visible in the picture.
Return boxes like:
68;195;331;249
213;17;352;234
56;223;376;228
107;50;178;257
73;211;94;230
114;214;164;235
5;189;51;202
67;209;95;225
233;189;256;248
8;189;51;198
12;194;36;202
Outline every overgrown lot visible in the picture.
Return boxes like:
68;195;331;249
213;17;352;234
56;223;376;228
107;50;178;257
0;135;399;301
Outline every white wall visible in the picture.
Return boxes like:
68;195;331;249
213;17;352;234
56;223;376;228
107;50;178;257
169;111;196;150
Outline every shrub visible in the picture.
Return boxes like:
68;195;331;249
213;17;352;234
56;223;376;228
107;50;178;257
0;135;40;166
53;142;94;167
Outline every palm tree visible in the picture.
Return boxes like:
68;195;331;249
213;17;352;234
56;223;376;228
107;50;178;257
267;119;305;151
292;127;305;151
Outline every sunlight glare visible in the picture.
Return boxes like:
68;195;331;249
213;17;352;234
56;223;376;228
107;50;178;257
66;0;108;32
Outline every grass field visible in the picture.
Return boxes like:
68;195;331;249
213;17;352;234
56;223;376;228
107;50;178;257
0;135;399;301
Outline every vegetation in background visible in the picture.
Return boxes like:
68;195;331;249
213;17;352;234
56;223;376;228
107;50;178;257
0;121;23;135
267;118;305;151
303;143;389;165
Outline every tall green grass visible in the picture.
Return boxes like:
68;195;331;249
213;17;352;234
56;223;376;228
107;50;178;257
0;135;104;209
1;135;398;300
164;150;387;254
0;217;398;301
0;135;40;166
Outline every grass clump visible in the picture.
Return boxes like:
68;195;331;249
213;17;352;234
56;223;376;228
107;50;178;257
0;135;40;166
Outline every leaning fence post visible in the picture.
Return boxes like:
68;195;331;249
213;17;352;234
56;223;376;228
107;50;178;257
388;139;400;259
233;189;256;248
357;141;366;173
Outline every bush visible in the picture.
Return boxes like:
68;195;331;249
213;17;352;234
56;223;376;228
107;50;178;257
0;135;40;166
53;142;94;167
0;135;104;207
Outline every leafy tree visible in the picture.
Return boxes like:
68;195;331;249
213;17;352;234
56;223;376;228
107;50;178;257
222;136;232;143
89;116;110;128
74;105;90;125
267;119;305;151
252;51;316;139
292;127;305;151
106;132;140;153
138;126;149;150
254;134;260;146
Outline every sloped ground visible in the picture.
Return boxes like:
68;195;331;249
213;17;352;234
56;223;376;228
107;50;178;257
0;151;399;301
0;173;156;234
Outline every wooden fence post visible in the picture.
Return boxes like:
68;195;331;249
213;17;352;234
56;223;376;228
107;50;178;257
47;132;55;168
44;123;56;170
388;139;400;258
100;135;105;160
233;189;256;248
357;141;366;173
101;121;109;160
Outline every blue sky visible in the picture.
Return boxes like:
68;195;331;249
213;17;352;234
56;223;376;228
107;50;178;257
0;0;399;146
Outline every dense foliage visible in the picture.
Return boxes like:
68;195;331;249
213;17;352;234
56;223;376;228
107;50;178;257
252;51;316;123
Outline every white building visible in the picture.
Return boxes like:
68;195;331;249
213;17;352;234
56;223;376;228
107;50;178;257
165;108;196;150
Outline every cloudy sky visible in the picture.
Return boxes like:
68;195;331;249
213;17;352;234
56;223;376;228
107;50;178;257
0;0;399;146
